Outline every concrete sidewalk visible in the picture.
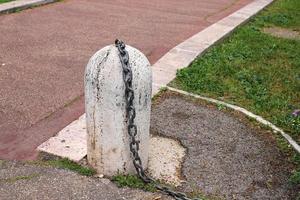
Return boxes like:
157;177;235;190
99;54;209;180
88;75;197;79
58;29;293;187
0;0;253;160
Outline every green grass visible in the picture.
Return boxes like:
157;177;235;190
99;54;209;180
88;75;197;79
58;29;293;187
0;173;40;183
46;158;96;176
30;158;96;176
0;0;15;4
289;153;300;185
112;174;157;192
172;0;300;143
112;174;208;199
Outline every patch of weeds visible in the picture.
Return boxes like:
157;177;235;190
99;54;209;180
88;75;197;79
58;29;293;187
63;95;82;108
47;158;96;176
152;86;168;102
293;154;300;165
290;155;300;187
274;131;293;154
216;103;226;111
112;174;156;192
0;173;40;183
30;158;96;176
0;160;5;167
289;170;300;185
12;8;21;13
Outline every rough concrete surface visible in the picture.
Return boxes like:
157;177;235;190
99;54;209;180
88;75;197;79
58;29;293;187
0;161;171;200
148;136;185;187
0;0;253;160
150;92;298;200
37;115;87;162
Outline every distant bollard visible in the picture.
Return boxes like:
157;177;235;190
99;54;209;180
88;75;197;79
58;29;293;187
84;44;152;176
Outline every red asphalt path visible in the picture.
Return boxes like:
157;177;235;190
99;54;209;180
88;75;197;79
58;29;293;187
0;0;253;160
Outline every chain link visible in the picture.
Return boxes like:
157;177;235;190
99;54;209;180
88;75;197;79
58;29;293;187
115;39;201;200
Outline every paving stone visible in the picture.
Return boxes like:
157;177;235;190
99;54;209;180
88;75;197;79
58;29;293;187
175;39;210;55
217;13;249;27
192;23;235;46
237;0;273;16
37;115;87;162
152;68;177;87
162;48;199;68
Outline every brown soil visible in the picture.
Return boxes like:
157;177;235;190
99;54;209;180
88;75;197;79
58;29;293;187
263;27;300;40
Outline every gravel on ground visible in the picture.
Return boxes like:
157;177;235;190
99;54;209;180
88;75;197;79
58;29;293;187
151;91;298;200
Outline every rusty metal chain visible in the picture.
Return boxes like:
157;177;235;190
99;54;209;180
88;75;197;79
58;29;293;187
115;39;201;200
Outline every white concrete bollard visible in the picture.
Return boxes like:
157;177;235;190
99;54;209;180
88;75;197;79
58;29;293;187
84;44;152;176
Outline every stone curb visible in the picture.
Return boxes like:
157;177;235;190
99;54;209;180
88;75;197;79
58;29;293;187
0;0;57;14
167;87;300;154
152;0;273;87
37;0;275;161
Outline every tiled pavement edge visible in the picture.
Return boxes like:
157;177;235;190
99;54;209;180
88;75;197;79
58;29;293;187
0;0;57;14
37;0;274;161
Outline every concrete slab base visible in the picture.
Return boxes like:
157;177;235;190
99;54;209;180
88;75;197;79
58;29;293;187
148;136;185;186
37;115;87;162
38;115;186;185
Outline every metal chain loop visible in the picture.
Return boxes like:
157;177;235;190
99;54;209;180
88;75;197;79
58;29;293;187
115;39;201;200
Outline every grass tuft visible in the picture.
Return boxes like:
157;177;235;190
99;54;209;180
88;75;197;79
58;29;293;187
46;158;96;176
0;173;40;183
112;174;156;192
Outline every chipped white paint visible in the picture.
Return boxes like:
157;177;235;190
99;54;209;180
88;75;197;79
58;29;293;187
167;87;300;154
37;115;87;162
85;45;152;176
148;136;186;186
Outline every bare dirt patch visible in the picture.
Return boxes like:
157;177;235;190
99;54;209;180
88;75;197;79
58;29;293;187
263;27;299;40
